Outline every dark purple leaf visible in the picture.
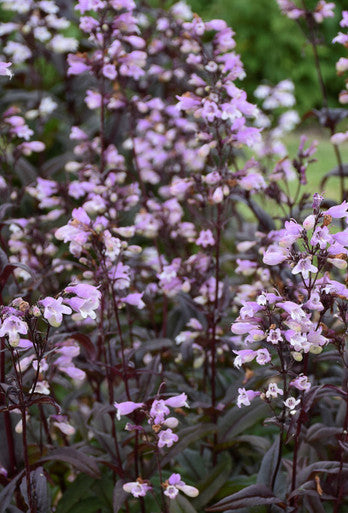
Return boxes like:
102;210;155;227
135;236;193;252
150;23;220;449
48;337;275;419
296;461;348;486
20;467;50;513
0;472;24;513
306;424;341;443
39;447;101;478
69;333;96;361
113;480;128;513
206;484;286;511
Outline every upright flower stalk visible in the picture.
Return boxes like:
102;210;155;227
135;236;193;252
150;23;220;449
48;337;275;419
0;0;347;511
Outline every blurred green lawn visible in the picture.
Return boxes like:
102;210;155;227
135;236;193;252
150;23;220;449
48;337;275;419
286;131;348;200
237;131;348;223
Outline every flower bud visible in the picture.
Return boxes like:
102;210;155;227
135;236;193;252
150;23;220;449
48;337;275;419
291;351;303;362
126;245;142;254
212;187;223;204
309;345;323;354
181;280;191;293
31;306;41;317
327;258;347;270
164;417;179;429
178;485;199;497
303;214;315;230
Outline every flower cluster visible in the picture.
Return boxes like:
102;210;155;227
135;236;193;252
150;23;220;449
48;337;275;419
115;392;188;450
232;194;348;417
276;0;335;22
0;1;347;512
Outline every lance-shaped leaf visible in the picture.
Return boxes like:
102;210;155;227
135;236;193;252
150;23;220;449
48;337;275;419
113;480;128;513
218;402;269;442
206;484;286;511
39;447;100;478
0;472;24;513
161;424;215;467
192;453;232;509
55;474;95;513
20;467;51;513
296;461;348;487
257;436;282;491
169;493;198;513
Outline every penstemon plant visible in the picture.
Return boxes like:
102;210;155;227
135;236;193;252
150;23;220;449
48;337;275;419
0;0;347;512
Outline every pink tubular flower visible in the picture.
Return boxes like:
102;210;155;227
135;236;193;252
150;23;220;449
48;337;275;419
256;348;271;365
231;321;258;335
123;480;151;498
70;126;88;140
263;245;288;265
310;226;332;249
284;397;301;414
196;229;215;247
158;428;178;448
39;297;72;327
18;141;45;155
290;374;311;391
267;328;283;344
0;315;28;347
121;293;145;309
176;93;200;111
235;259;257;276
65;284;101;319
265;382;284;399
164;474;199;499
67;54;91;75
103;63;117;80
313;1;335;23
325;201;348;219
330;132;348;145
237;388;260;408
340;11;348;27
277;0;305;19
0;61;12;78
85;90;102;109
164;393;188;408
150;399;170;424
292;257;318;279
114;401;144;420
233;349;256;368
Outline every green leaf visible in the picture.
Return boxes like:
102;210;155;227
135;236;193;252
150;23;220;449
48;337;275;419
169;494;198;513
193;453;232;509
206;484;285;511
63;497;104;513
176;449;209;482
39;447;101;478
161;424;216;467
320;164;348;190
218;402;269;442
55;474;95;513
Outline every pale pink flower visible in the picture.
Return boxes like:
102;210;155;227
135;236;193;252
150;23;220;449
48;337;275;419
114;401;144;420
39;297;72;327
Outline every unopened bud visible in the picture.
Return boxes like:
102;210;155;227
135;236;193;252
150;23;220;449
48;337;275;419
291;351;303;362
164;417;179;429
303;214;315;230
327;257;347;270
309;345;323;354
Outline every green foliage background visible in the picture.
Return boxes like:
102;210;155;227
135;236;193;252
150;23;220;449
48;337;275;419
187;0;346;114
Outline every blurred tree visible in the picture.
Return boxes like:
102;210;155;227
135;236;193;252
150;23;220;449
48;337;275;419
187;0;345;114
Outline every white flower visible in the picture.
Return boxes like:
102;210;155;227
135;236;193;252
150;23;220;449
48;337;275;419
265;382;283;399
